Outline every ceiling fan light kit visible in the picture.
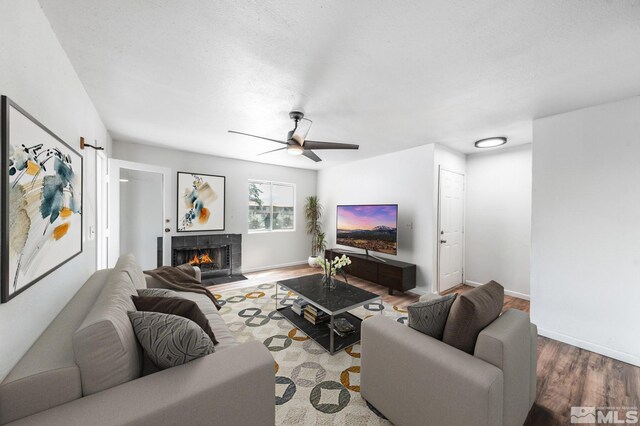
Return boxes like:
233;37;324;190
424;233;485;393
474;137;507;148
287;144;304;155
228;111;359;162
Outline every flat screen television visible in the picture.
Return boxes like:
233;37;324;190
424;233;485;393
336;204;398;255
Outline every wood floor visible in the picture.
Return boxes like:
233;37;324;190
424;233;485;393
212;265;640;426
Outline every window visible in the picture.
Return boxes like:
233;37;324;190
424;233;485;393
248;180;295;232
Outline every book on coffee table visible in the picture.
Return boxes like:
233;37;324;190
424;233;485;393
329;318;355;337
292;299;309;316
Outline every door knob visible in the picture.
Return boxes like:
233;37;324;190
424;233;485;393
165;228;171;233
440;239;447;244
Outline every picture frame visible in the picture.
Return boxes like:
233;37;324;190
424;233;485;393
1;96;83;303
176;171;225;232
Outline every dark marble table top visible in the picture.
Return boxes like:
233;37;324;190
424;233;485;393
277;274;379;314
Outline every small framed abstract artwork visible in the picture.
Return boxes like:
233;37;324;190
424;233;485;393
1;96;83;303
176;172;225;232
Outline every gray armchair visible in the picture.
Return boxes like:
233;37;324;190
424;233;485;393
361;308;537;426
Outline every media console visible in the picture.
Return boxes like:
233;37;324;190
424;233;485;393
325;249;417;295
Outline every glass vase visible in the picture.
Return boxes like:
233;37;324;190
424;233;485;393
321;275;336;289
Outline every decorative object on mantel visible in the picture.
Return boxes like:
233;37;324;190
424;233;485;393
304;196;326;267
176;171;225;232
316;254;351;289
1;96;83;303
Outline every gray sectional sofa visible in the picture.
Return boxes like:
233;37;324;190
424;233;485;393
0;255;275;426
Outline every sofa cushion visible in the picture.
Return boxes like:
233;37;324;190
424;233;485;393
128;311;215;369
132;295;218;344
73;270;141;396
0;269;111;425
408;293;457;340
173;291;238;351
114;253;147;289
137;288;182;298
442;281;504;354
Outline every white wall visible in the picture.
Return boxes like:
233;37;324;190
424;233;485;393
532;96;640;366
120;171;163;270
112;141;316;272
318;144;436;293
0;0;112;381
465;144;532;299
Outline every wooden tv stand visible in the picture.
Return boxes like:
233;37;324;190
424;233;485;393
325;249;417;295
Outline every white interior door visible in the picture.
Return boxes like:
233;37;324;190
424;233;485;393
108;159;171;269
438;168;465;293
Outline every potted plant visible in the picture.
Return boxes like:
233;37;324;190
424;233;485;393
305;196;324;267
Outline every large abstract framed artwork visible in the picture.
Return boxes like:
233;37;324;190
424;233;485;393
1;96;83;303
177;172;225;232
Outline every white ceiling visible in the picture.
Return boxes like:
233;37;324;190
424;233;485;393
39;0;640;170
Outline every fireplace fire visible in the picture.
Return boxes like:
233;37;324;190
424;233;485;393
172;244;231;279
188;252;214;267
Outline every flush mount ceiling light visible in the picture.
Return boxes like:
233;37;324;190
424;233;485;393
475;137;507;148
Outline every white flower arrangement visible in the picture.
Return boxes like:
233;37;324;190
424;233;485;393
316;254;352;283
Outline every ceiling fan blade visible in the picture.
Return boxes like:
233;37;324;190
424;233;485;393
257;147;287;156
228;130;287;145
303;140;359;150
302;150;322;162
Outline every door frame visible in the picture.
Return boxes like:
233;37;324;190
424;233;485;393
436;166;466;293
107;159;172;268
95;150;108;270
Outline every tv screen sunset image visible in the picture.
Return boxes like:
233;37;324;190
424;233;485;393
336;205;398;255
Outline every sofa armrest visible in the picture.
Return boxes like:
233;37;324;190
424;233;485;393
188;265;202;283
361;315;503;426
475;309;534;426
8;341;274;426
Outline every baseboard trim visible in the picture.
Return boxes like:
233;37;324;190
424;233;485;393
464;280;530;300
242;260;309;273
537;327;640;367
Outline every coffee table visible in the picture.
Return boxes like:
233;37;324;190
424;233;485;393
275;274;381;355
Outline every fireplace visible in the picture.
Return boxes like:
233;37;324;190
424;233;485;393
172;245;231;279
169;234;242;284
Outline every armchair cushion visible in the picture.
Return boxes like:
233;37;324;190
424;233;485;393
407;293;457;340
443;281;504;354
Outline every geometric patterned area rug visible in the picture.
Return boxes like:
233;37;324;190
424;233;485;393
215;282;408;425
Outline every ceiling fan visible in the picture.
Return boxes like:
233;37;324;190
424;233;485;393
228;111;359;162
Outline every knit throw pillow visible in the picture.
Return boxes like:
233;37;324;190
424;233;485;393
128;311;214;369
407;293;457;340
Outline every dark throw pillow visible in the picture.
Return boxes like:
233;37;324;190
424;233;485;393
407;293;457;340
442;281;504;354
128;311;215;370
132;295;217;344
